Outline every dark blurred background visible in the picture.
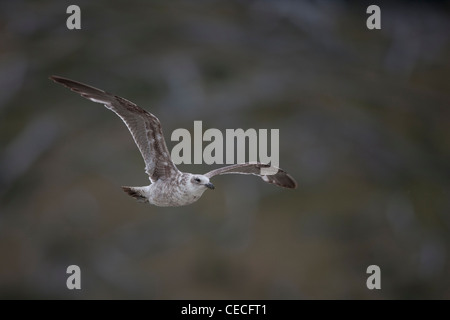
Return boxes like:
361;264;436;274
0;0;449;299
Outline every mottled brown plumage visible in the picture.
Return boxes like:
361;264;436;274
50;76;297;207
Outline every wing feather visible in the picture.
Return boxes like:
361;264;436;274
50;75;179;182
204;162;297;189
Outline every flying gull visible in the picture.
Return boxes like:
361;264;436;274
50;76;297;207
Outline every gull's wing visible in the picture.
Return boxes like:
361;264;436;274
50;75;179;182
204;163;297;189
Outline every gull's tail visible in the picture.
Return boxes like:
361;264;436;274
121;186;149;203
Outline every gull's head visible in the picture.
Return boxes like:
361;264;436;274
190;175;215;190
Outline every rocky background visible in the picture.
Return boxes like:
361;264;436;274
0;0;449;299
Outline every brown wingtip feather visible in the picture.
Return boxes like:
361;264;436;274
277;175;297;189
255;163;298;189
50;75;91;90
274;170;298;189
50;75;85;92
50;75;71;85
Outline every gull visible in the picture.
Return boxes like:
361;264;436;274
50;76;297;207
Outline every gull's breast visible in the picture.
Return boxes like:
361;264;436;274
147;179;204;207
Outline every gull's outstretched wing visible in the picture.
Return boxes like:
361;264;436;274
204;163;297;189
50;76;179;182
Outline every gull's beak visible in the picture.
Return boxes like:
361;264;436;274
205;182;215;190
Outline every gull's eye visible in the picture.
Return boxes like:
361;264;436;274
194;177;201;183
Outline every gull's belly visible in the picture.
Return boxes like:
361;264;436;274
147;181;205;207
